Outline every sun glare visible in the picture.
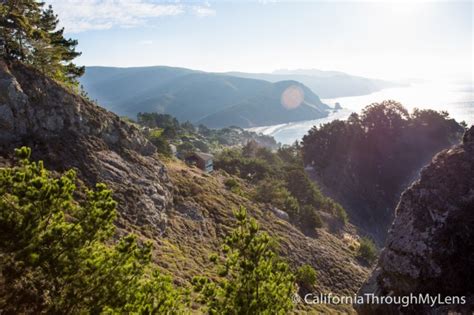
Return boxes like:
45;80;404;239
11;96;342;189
281;85;305;110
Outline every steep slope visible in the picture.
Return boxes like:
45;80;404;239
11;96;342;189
79;66;330;128
228;69;402;98
357;126;474;314
162;160;370;313
0;61;369;313
0;61;173;231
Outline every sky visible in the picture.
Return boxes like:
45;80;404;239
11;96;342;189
45;0;473;81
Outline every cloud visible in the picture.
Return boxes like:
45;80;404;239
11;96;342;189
138;40;154;45
193;5;216;18
45;0;215;33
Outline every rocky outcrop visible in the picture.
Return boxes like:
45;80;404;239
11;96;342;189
357;126;474;314
0;61;173;232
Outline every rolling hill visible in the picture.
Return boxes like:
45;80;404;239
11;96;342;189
79;66;331;128
228;68;402;98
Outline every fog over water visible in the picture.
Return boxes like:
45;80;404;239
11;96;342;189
249;80;474;145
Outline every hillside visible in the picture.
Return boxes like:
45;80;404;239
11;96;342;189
0;61;369;313
79;66;330;128
163;160;370;313
0;61;172;232
358;126;474;314
228;68;402;98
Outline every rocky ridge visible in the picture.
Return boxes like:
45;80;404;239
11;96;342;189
0;61;173;232
357;126;474;314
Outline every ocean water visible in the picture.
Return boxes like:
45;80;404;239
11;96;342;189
249;80;474;145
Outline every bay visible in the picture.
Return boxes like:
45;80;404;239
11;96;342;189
249;80;474;145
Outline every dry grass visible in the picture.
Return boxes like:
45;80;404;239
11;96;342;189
130;159;370;313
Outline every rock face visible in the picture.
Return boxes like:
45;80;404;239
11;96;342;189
0;61;173;232
357;126;474;314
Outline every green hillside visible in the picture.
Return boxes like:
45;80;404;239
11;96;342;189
80;66;330;128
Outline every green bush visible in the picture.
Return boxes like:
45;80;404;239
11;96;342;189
193;140;210;153
334;203;349;225
224;178;239;190
148;129;172;157
193;207;296;314
285;168;325;210
283;195;300;221
300;205;323;231
215;150;274;181
177;142;195;157
0;147;185;313
253;179;301;219
358;237;378;264
296;264;317;290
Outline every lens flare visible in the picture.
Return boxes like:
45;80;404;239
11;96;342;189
281;85;304;110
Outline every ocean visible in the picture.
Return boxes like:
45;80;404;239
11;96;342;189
249;80;474;145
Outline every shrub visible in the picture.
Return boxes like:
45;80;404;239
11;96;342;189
224;178;239;190
285;168;326;210
177;142;195;158
253;179;299;218
148;130;172;157
283;195;300;221
193;140;210;153
358;237;378;264
300;205;323;231
334;203;349;225
215;150;273;181
296;264;317;290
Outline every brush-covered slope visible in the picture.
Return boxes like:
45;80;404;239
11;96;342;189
80;66;330;128
0;61;369;313
162;160;370;314
357;126;474;314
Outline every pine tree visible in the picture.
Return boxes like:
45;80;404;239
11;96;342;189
35;5;84;85
0;147;186;313
0;0;42;60
1;1;84;86
193;207;296;314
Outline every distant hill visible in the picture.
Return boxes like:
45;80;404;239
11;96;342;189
80;66;330;128
228;69;402;98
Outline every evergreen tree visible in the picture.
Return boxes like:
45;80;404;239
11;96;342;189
0;1;84;86
34;5;84;84
0;0;42;60
0;147;185;314
193;207;296;314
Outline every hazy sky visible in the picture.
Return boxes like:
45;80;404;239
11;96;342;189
46;0;473;81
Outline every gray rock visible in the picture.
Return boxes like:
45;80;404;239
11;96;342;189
175;202;204;221
270;206;290;221
357;126;474;314
0;61;173;234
